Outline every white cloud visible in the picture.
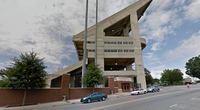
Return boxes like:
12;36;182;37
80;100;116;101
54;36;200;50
0;0;80;71
0;0;140;73
143;52;166;78
140;0;185;51
151;42;160;51
150;70;162;79
184;0;200;21
167;30;200;60
98;0;138;19
0;0;198;75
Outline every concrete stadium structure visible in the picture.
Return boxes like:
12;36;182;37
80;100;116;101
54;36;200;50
47;0;152;92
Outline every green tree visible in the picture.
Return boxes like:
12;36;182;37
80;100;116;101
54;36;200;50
144;68;154;86
0;52;47;105
84;64;103;88
0;69;6;78
160;69;183;85
153;78;160;85
185;55;200;79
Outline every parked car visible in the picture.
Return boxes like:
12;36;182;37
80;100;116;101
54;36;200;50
147;86;160;92
131;88;147;95
80;92;107;103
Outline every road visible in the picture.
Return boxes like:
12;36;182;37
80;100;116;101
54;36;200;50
4;84;200;110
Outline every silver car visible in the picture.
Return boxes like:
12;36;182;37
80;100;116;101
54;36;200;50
147;86;160;92
131;88;147;95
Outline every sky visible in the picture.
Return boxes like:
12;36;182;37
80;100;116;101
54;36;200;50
0;0;200;78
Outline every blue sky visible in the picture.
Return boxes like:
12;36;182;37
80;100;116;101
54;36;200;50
0;0;200;78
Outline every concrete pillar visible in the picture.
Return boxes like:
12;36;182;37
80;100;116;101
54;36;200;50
130;82;133;91
45;78;51;88
96;27;105;72
130;12;146;89
123;26;130;36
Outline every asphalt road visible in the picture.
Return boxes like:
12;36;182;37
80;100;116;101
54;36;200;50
58;84;200;110
4;84;200;110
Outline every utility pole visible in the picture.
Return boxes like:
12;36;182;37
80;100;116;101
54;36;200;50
95;0;98;66
82;0;89;88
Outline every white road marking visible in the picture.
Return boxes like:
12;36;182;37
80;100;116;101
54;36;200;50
169;104;178;108
191;98;200;101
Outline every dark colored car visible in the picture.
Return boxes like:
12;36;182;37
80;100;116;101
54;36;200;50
80;92;107;103
147;86;160;92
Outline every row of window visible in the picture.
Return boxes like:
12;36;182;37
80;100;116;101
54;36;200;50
87;41;134;45
88;49;95;52
87;49;134;53
87;41;95;44
104;49;134;53
104;41;133;45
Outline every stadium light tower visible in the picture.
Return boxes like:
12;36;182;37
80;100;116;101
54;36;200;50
95;0;98;65
82;0;99;88
82;0;89;88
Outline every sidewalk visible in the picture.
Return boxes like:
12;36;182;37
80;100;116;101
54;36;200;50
0;92;131;110
0;101;68;110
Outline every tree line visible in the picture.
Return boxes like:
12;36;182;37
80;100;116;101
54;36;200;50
145;55;200;86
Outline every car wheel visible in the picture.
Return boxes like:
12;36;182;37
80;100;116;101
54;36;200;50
137;92;140;95
87;99;91;103
102;97;106;101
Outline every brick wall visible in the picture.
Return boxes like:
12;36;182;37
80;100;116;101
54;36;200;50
0;87;116;107
0;74;118;107
0;88;64;107
0;74;70;107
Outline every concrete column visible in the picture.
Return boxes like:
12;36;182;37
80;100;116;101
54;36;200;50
130;82;133;91
130;12;146;89
96;27;104;71
123;26;130;36
45;79;51;88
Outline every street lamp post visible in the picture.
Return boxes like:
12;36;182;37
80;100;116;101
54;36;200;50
82;0;89;88
95;0;98;66
82;0;99;87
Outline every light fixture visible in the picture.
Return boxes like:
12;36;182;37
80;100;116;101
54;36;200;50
115;59;118;65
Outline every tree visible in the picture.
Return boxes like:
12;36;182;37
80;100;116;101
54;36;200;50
185;55;200;79
153;78;160;85
0;52;47;105
84;64;103;88
0;69;6;78
160;69;183;85
144;68;154;86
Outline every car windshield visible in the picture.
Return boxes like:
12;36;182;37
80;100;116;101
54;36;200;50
135;88;142;91
90;92;100;96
